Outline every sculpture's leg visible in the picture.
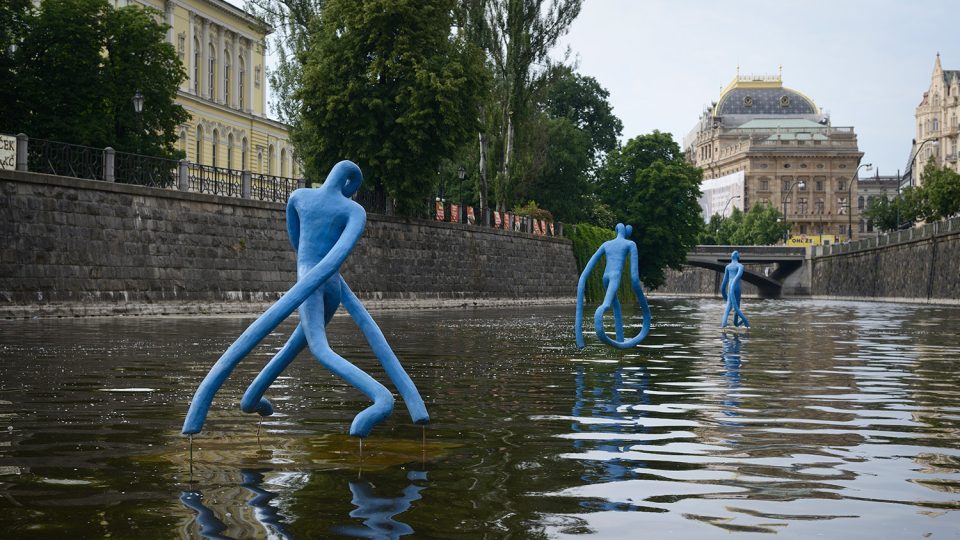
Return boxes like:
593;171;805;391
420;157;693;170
734;297;750;328
339;277;429;425
240;324;308;416
612;295;625;342
300;294;395;438
595;286;652;350
721;300;732;328
593;276;619;341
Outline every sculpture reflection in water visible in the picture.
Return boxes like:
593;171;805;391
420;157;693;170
575;223;651;349
720;332;743;419
181;161;429;438
179;469;428;540
332;470;428;539
720;250;750;329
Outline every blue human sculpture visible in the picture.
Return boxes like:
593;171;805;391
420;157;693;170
720;250;750;328
574;223;652;349
182;160;429;438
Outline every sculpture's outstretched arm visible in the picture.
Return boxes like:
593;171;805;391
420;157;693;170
339;276;429;425
181;207;368;435
575;247;605;349
719;267;730;301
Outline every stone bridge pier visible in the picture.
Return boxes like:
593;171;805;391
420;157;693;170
685;245;810;298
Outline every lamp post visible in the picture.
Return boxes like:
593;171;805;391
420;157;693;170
717;194;740;242
896;139;938;229
457;164;466;223
846;162;872;242
132;90;144;155
781;178;806;243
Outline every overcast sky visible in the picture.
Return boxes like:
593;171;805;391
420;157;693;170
554;0;958;176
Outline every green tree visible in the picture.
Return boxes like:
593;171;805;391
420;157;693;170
104;5;188;156
597;132;703;288
296;0;487;216
730;203;787;245
0;0;32;133
18;0;112;146
538;65;622;166
920;159;960;220
522;115;592;223
863;195;900;232
15;0;186;157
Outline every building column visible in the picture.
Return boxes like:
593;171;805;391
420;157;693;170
200;18;208;99
217;25;225;104
231;33;240;109
165;1;174;43
187;12;195;93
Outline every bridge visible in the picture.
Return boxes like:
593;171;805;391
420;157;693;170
686;245;808;298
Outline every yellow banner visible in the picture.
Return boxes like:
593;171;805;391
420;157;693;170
787;234;839;247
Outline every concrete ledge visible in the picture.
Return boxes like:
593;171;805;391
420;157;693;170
808;295;960;306
0;296;576;319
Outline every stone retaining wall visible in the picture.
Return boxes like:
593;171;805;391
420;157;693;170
0;170;578;318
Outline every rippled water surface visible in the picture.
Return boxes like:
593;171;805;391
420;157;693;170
1;298;959;538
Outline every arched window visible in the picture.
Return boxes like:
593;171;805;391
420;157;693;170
227;133;234;169
268;144;275;175
195;126;203;163
257;150;263;173
291;151;297;178
193;37;200;93
241;137;247;170
223;46;230;103
179;129;186;154
859;219;865;233
238;56;245;109
211;129;218;167
280;148;287;177
858;196;865;210
208;43;216;99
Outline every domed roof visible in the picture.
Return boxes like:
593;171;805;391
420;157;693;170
714;72;818;117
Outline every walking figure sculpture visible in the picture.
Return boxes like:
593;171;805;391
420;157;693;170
182;160;429;438
575;223;652;349
720;250;750;329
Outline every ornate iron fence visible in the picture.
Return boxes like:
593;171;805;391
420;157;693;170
251;173;298;202
27;137;104;180
114;151;179;188
188;163;242;197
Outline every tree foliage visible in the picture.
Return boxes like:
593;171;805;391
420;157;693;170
596;132;703;288
9;0;186;157
0;0;32;133
295;0;487;216
864;159;960;232
702;204;788;245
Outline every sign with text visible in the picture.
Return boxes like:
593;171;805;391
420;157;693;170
0;135;15;171
787;234;839;247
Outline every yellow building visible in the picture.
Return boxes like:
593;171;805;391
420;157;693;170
686;69;865;242
119;0;298;178
911;53;960;186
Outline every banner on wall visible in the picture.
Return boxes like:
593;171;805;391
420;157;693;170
435;200;444;221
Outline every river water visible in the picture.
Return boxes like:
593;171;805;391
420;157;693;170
0;298;958;538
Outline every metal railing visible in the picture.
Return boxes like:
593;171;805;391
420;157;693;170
188;163;242;197
27;137;105;181
4;132;565;238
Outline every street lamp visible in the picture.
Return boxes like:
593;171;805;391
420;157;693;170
781;177;806;243
907;138;940;189
716;194;740;242
457;164;466;223
846;162;872;242
132;89;144;155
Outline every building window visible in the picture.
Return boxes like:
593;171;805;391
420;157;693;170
257;150;263;172
268;144;275;175
178;33;185;60
255;65;261;88
838;180;845;192
179;129;186;154
933;118;939;131
239;57;245;109
195;126;203;163
800;224;807;234
208;44;216;99
784;163;791;169
859;219;865;233
760;178;769;191
782;176;793;191
798;198;808;215
193;38;200;93
211;129;218;167
241;137;247;170
227;133;234;169
280;148;287;177
858;196;865;209
816;180;824;191
815;199;824;214
224;48;230;103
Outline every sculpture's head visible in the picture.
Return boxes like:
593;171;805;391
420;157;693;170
731;250;740;262
615;223;625;237
625;224;633;238
323;160;363;197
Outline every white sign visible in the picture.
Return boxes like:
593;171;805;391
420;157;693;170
698;171;745;221
0;135;15;171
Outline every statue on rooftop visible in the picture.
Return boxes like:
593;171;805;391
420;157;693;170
182;160;429;438
574;223;652;349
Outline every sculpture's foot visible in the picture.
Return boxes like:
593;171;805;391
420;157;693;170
255;398;274;417
348;395;396;438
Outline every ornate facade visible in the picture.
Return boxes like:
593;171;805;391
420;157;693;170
911;54;960;186
120;0;297;177
686;70;864;242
